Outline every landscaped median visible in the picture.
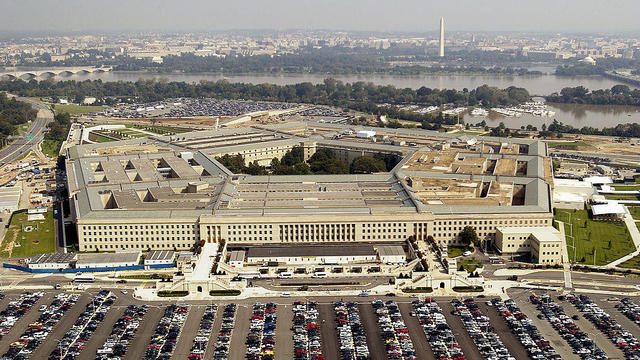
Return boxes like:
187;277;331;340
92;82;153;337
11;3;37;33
157;290;189;297
209;289;241;296
401;287;433;293
452;286;484;292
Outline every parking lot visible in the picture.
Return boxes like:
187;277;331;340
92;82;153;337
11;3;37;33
0;289;639;359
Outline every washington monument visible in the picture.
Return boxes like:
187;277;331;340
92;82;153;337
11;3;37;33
439;17;445;57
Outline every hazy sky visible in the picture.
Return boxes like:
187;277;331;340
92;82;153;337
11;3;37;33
1;0;638;34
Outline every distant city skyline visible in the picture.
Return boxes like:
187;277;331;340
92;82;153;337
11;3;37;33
0;0;639;34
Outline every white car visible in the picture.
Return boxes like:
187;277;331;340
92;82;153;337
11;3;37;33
462;251;472;256
120;290;128;295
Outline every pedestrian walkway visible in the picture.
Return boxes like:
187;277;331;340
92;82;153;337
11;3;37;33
605;213;640;268
555;220;573;289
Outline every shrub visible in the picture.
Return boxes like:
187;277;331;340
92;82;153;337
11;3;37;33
209;289;241;296
157;290;188;297
402;287;433;293
452;286;484;293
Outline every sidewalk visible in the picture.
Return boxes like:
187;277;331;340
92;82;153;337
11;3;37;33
556;220;573;288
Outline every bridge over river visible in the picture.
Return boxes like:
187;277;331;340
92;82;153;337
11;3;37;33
0;66;112;80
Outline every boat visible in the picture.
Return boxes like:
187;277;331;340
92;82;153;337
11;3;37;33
470;108;489;117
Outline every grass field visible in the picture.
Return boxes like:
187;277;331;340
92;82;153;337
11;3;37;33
453;130;486;136
447;245;472;258
0;211;56;258
629;207;640;220
17;122;32;133
554;209;635;265
53;104;104;115
41;139;60;158
88;132;115;143
458;258;483;273
133;124;190;135
619;255;640;269
613;184;640;191
547;141;592;150
605;194;640;201
115;129;148;138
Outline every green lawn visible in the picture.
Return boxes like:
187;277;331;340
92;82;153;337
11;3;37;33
619;255;640;269
133;124;190;135
613;184;640;191
41;139;60;158
458;258;483;273
53;104;104;115
115;129;148;138
547;141;591;150
17;122;31;133
447;245;473;258
629;207;640;220
88;132;115;143
0;211;56;258
554;209;635;265
453;130;486;135
605;194;639;201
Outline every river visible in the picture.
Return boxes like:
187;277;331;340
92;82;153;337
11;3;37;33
471;102;640;129
15;70;640;129
49;71;635;96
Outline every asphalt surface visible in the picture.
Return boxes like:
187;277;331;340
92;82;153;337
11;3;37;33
4;286;640;360
0;96;53;164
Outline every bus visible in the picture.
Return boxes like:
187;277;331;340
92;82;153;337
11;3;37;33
312;272;327;279
238;271;261;280
489;257;505;265
277;272;293;279
73;273;95;283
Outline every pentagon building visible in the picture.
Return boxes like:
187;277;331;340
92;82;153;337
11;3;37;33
64;122;553;252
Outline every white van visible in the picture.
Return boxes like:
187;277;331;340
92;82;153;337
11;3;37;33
312;272;327;279
278;272;293;279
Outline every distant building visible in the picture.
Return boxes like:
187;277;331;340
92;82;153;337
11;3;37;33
439;17;445;57
579;56;596;65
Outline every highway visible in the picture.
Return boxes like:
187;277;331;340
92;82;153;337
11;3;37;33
0;96;53;164
550;149;640;164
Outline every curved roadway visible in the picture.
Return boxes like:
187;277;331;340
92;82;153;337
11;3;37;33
0;96;53;164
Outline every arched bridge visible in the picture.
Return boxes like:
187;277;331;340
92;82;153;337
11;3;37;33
0;66;112;80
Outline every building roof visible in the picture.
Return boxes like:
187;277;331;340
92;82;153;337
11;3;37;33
497;226;562;242
592;203;627;216
583;176;613;185
76;251;141;266
145;250;175;262
246;245;376;258
553;178;594;189
229;250;246;262
376;245;405;257
27;252;77;265
66;121;553;221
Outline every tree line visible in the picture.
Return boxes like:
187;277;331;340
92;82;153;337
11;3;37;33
216;146;401;176
541;119;640;138
0;92;38;144
546;85;640;106
0;78;530;127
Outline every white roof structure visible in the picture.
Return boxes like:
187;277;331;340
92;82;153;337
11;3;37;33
498;226;563;242
553;191;585;203
553;178;593;189
591;203;627;216
0;187;21;211
583;176;613;185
